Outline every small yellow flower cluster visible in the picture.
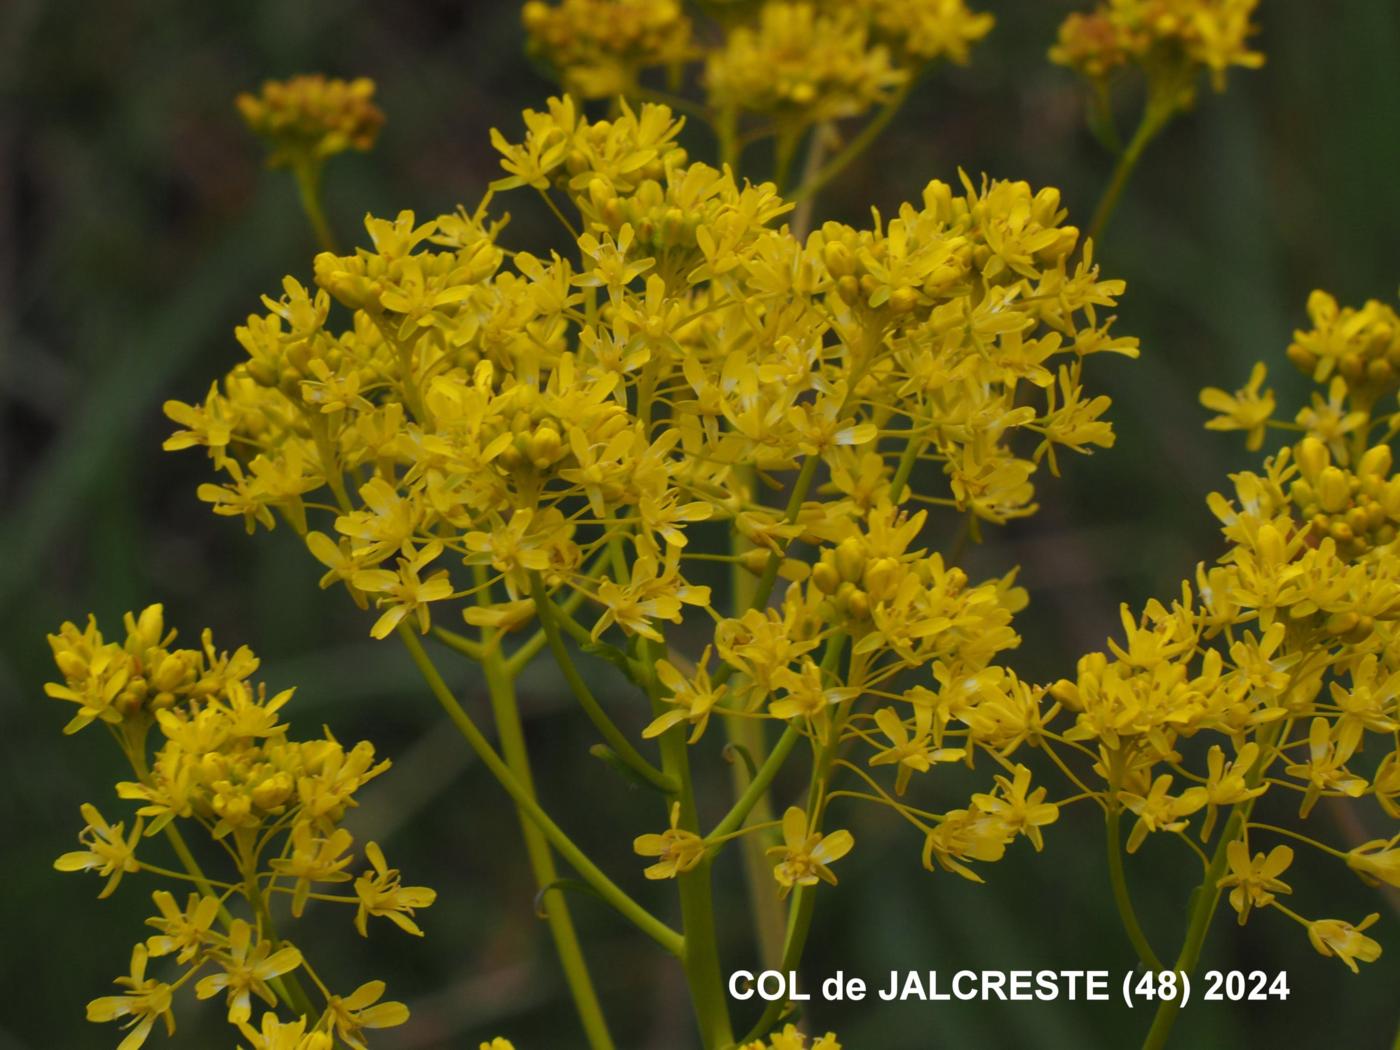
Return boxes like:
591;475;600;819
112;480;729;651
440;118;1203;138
48;607;431;1049
236;75;384;169
705;3;907;125
522;0;695;100
855;0;994;65
1051;0;1263;95
740;1025;842;1050
1032;290;1400;973
521;0;992;135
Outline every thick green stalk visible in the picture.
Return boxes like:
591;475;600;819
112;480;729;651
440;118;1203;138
1138;721;1283;1050
397;626;683;958
725;459;788;971
478;643;616;1050
642;638;735;1050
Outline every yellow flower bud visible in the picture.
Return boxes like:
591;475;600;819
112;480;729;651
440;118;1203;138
1317;466;1351;513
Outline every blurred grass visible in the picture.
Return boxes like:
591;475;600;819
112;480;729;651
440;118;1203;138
2;1;1398;1047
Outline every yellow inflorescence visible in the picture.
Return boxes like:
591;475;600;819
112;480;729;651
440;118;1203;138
522;0;695;100
705;2;907;124
165;93;1136;912
740;1025;842;1050
1051;0;1263;93
48;606;431;1049
1036;289;1400;971
236;75;385;169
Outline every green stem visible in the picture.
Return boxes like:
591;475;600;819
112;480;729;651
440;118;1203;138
1106;805;1165;971
1138;723;1283;1050
725;460;787;971
528;572;676;793
791;76;916;205
478;642;617;1050
740;884;817;1044
292;158;337;254
711;723;801;842
642;637;735;1050
1086;102;1175;248
397;626;683;958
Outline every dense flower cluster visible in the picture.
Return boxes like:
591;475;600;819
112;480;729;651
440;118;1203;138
164;94;1136;939
522;0;695;100
48;607;431;1048
1027;291;1400;973
1051;0;1263;94
521;0;991;128
236;75;384;168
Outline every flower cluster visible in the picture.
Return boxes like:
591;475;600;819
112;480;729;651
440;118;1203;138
741;1026;842;1050
165;94;1133;920
521;0;992;135
236;75;384;169
1027;290;1400;972
522;0;695;100
49;607;431;1048
1051;0;1263;96
705;3;907;125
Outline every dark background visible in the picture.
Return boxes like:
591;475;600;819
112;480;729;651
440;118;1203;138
2;2;1398;1047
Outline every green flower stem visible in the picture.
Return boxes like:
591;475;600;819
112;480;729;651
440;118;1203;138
292;158;338;254
790;74;917;206
1105;804;1166;971
741;632;848;1044
476;640;617;1050
740;881;818;1044
641;637;735;1050
1139;722;1284;1050
528;571;677;794
1086;100;1177;248
710;722;801;842
397;625;683;961
430;624;486;661
242;852;320;1022
725;459;787;971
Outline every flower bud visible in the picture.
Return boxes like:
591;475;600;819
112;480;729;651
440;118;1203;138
1318;466;1351;513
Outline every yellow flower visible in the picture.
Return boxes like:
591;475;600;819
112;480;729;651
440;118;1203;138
644;649;727;742
145;890;221;963
767;806;854;898
1200;362;1275;451
970;764;1058;851
1120;774;1207;852
54;803;143;898
86;944;175;1050
1346;840;1400;890
1306;913;1383;973
354;841;437;937
1217;841;1292;924
194;919;303;1024
353;540;455;639
633;802;707;879
271;824;356;917
237;1012;334;1050
869;705;964;795
323;980;410;1050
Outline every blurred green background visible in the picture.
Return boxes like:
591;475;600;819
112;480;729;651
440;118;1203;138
2;1;1398;1047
